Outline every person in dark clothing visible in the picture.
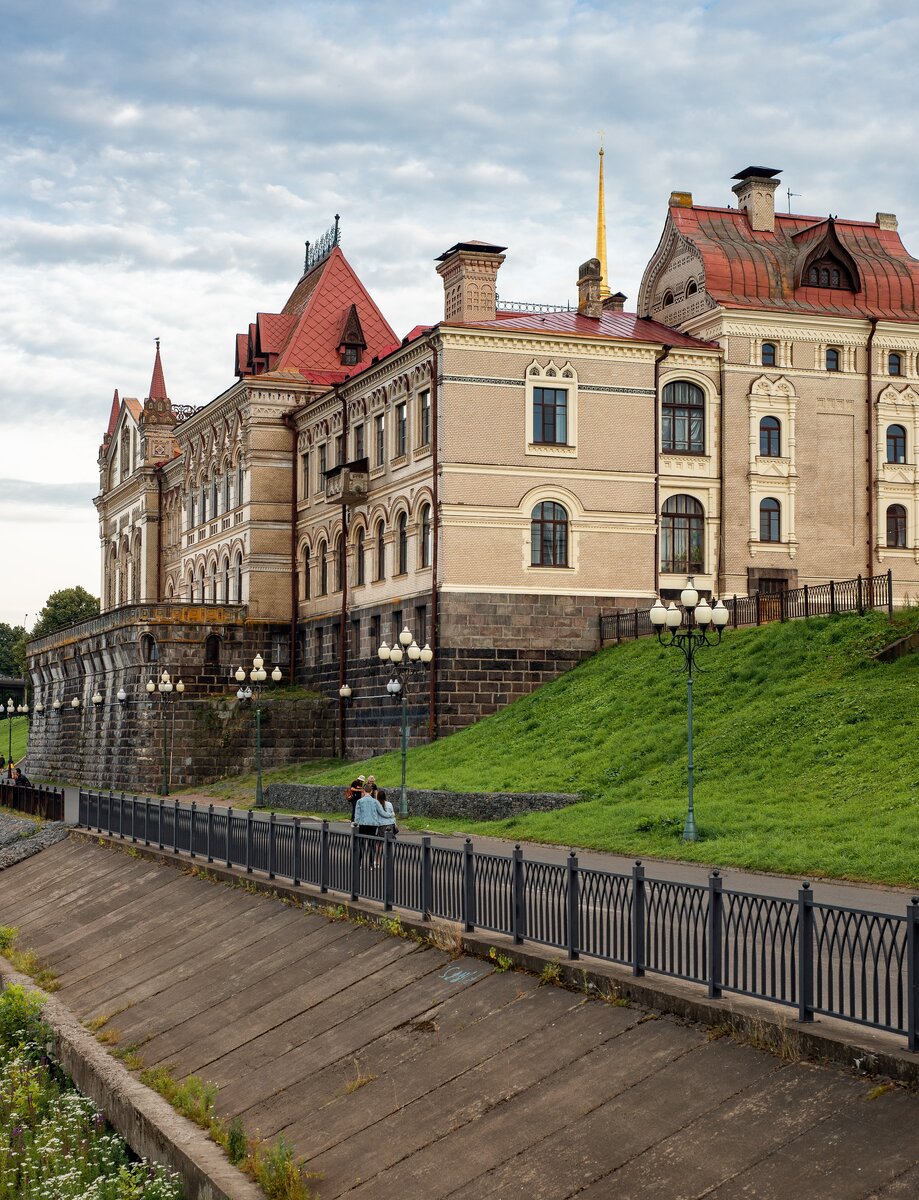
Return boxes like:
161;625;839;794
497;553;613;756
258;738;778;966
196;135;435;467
12;768;30;787
345;775;366;821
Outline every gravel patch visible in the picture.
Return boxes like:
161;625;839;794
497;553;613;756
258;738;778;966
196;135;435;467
0;823;69;869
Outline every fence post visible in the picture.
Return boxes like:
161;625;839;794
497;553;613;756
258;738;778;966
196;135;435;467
172;800;179;854
267;811;276;880
143;798;149;845
804;584;810;619
755;593;762;626
797;882;815;1024
463;838;476;933
158;798;164;850
292;818;301;887
96;792;102;833
225;807;233;867
632;861;646;977
206;804;214;864
189;801;197;858
245;809;253;874
350;827;360;901
420;835;433;919
779;589;786;622
857;574;864;615
512;845;526;945
383;827;395;912
320;820;330;893
566;851;580;961
907;898;919;1053
888;569;894;622
707;870;723;999
830;579;836;614
732;595;738;628
119;794;126;839
616;613;621;644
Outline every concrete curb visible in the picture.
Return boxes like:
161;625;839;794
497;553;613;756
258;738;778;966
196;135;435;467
0;958;265;1200
71;829;919;1087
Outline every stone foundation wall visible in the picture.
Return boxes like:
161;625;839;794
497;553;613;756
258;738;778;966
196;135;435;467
264;783;580;820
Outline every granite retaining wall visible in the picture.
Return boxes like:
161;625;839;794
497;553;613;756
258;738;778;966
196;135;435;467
263;782;580;820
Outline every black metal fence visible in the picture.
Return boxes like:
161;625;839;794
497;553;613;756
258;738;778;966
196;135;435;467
78;790;919;1050
0;781;64;821
600;570;894;644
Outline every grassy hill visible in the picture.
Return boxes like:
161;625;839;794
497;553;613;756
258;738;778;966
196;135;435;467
305;610;919;886
1;717;27;766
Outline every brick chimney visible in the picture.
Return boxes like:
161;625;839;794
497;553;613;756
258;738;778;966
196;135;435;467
435;241;506;323
604;291;627;312
731;166;782;233
577;258;603;319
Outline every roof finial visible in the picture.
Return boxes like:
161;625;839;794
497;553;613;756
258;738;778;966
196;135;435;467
333;214;340;246
596;137;610;300
304;241;310;273
155;336;160;351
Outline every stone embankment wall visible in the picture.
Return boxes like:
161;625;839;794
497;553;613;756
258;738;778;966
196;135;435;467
264;782;580;820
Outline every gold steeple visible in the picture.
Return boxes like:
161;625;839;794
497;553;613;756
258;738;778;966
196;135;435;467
596;141;610;299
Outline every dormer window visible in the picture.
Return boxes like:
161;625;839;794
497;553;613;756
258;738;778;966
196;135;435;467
337;303;366;368
662;291;674;307
685;281;698;297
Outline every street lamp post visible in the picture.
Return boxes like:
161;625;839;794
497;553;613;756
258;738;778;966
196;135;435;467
234;654;282;808
377;626;433;817
4;699;13;768
145;669;185;796
649;578;729;843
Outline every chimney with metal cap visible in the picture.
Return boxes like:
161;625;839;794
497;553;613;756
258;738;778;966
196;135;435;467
577;258;603;319
732;166;782;232
435;241;506;323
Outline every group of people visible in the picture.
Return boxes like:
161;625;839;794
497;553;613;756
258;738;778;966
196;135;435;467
345;774;398;853
0;757;30;787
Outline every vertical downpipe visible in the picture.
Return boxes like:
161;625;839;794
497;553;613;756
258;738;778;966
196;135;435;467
429;339;440;741
866;318;878;582
653;346;671;598
282;412;299;682
339;387;349;758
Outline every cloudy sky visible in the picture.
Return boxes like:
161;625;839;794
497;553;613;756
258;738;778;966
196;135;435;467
2;0;918;627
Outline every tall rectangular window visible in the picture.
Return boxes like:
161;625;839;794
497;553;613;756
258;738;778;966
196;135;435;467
396;402;407;457
335;434;344;466
375;414;385;466
318;444;327;492
414;604;427;646
533;387;568;445
354;423;365;462
418;389;431;446
300;452;310;499
392;609;402;646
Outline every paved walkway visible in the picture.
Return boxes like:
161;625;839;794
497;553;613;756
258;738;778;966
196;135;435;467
2;836;918;1198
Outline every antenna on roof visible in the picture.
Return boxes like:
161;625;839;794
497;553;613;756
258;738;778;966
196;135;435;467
786;188;801;214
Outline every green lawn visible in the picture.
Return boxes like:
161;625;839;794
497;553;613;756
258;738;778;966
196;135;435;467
294;610;919;887
1;717;28;766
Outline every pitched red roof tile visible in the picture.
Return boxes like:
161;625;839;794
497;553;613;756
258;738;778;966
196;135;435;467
147;341;168;401
671;205;919;321
106;389;120;437
256;313;295;355
453;308;716;349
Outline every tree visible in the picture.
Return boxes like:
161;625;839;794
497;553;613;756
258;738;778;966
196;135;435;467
30;587;100;641
0;623;26;678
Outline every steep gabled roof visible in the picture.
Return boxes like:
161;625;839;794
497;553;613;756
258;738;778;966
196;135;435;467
236;247;398;383
106;390;120;437
668;205;919;320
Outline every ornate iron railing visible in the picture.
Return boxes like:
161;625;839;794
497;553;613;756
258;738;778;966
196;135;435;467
304;216;341;275
172;405;205;426
496;297;573;313
600;570;894;645
77;790;919;1049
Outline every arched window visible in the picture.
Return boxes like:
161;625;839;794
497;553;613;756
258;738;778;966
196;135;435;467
335;533;345;591
887;425;907;464
236;462;244;506
420;504;432;568
200;482;208;524
224;472;232;511
685;281;698;297
318;540;328;595
759;416;781;457
826;347;840;371
761;342;776;367
887;504;907;548
234;552;243;603
661;495;704;574
760;497;781;543
210;476;218;519
530;501;568;567
889;352;902;376
209;562;217;603
807;257;854;290
662;290;674;307
197;564;206;603
662;381;705;454
222;556;230;602
355;528;366;586
186;572;194;602
205;634;221;665
303;546;311;600
141;634;158;664
375;521;386;581
397;513;408;574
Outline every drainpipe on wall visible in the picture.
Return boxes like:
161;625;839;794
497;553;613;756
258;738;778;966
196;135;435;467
717;349;726;597
281;412;300;683
866;318;878;581
429;337;440;741
653;345;672;598
155;465;163;602
339;386;349;759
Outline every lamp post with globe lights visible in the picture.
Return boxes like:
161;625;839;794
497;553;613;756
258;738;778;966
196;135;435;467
377;626;433;817
145;669;185;796
649;577;729;843
234;654;282;808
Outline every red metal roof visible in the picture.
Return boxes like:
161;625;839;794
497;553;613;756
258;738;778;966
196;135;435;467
671;205;919;320
147;342;168;401
256;313;295;355
455;308;716;349
106;389;120;437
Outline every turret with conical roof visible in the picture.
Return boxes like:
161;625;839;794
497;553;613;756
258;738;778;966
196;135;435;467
142;338;175;427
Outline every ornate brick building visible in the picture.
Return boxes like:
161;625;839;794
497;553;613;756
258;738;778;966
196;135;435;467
26;164;919;789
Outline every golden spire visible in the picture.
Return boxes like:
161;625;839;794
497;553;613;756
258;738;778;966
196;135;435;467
596;139;610;299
